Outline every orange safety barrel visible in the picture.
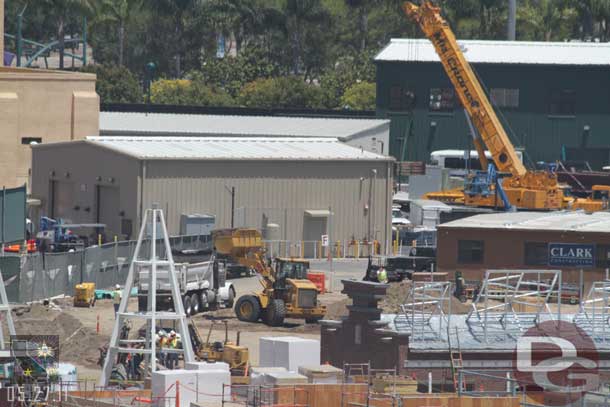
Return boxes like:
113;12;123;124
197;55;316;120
307;272;325;293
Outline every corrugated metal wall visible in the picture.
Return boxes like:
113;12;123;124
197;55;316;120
376;61;610;166
142;160;392;250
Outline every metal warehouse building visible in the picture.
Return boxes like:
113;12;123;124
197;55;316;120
31;136;393;253
100;112;390;155
437;211;610;285
375;39;610;167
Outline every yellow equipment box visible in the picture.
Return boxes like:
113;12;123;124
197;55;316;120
74;282;96;307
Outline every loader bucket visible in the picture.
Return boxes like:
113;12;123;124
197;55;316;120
213;229;264;257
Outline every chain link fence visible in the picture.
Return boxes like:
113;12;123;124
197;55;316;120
0;234;211;304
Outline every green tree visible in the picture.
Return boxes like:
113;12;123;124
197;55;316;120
517;0;577;41
91;0;143;66
149;0;199;77
197;46;280;97
340;81;376;110
151;78;235;106
81;64;142;103
318;50;375;108
283;0;332;78
238;76;324;109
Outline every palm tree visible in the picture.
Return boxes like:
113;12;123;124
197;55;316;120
149;0;197;77
37;0;95;69
283;0;330;76
203;0;284;55
344;0;369;52
92;0;143;66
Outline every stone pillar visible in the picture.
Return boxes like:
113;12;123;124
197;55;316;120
0;0;4;66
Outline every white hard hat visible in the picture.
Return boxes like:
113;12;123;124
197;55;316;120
115;284;121;289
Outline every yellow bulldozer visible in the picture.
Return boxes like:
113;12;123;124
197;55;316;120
213;228;326;326
189;320;250;383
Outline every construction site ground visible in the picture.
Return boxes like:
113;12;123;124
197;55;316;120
9;259;368;382
10;258;579;384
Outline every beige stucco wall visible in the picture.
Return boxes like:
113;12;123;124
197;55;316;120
0;67;99;188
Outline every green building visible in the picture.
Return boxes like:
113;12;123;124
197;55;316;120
375;39;610;169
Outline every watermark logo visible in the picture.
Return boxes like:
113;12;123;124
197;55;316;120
513;320;599;406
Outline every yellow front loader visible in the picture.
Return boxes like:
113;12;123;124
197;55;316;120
213;229;326;326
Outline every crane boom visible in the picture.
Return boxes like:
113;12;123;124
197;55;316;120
403;1;526;178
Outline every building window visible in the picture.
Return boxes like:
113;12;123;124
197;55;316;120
491;88;519;108
21;137;42;145
524;242;548;266
596;245;610;268
549;89;576;116
389;86;416;111
429;88;455;112
458;240;484;264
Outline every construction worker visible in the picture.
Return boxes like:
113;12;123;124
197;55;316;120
377;267;388;284
167;331;179;369
157;330;167;367
113;284;122;315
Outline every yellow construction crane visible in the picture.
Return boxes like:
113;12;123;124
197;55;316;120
404;1;566;210
213;229;326;326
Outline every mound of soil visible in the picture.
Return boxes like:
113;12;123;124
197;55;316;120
380;280;471;315
13;304;107;369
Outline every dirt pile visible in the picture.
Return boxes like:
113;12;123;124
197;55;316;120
323;297;350;320
13;304;106;369
380;280;471;315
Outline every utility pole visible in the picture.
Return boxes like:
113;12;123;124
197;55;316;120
507;0;516;40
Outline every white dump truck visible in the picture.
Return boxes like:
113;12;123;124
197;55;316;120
137;257;236;316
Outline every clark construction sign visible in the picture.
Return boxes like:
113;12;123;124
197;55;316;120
548;243;595;268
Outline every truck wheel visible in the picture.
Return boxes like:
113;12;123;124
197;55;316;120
191;293;200;315
226;287;236;309
199;292;208;311
183;296;192;317
264;299;286;327
235;295;261;323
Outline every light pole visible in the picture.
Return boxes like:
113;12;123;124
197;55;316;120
144;62;156;105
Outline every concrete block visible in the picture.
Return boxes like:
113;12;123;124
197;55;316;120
152;369;230;407
248;367;288;404
265;371;308;386
298;364;344;384
152;369;198;407
259;336;320;371
185;361;230;372
250;367;288;387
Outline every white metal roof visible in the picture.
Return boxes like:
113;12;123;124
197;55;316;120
85;136;392;161
440;211;610;233
99;112;389;140
375;38;610;66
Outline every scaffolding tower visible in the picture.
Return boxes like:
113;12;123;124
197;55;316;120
395;281;451;341
575;280;610;342
99;207;194;387
465;269;562;343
